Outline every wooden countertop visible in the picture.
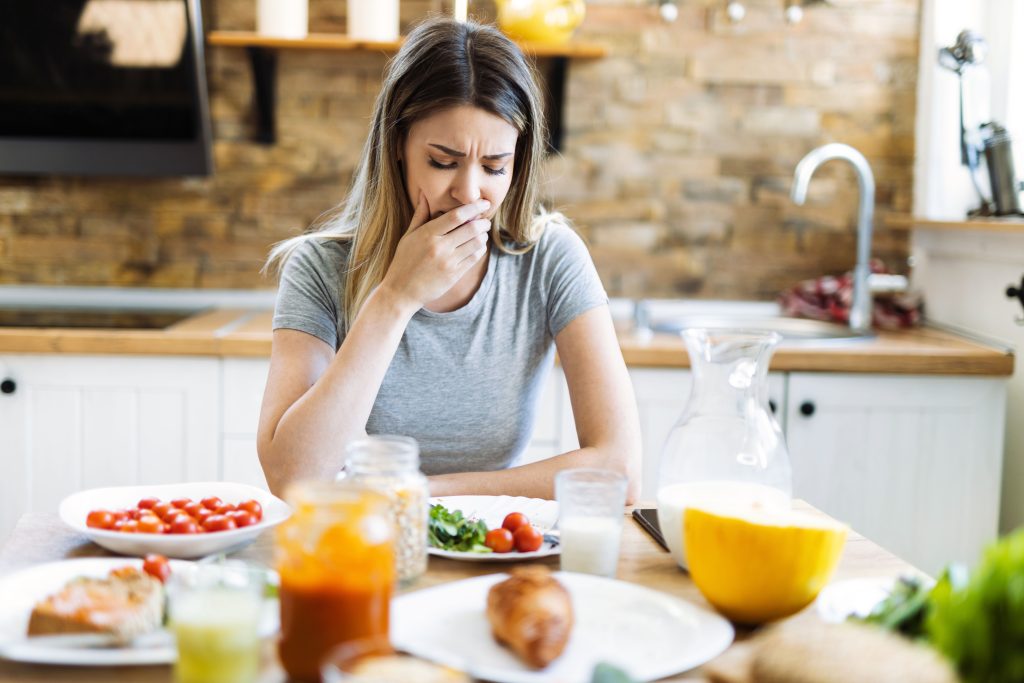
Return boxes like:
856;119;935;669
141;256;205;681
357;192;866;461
0;309;1013;376
0;504;922;682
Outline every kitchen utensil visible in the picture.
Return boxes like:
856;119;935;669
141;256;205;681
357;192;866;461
656;329;793;570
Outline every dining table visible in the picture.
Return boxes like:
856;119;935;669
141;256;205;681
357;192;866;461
0;502;922;682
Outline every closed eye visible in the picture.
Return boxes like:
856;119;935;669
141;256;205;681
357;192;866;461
428;158;508;176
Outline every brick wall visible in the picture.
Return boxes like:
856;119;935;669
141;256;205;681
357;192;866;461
0;0;918;299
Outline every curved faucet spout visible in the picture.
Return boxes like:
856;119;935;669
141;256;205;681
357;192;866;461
790;143;876;333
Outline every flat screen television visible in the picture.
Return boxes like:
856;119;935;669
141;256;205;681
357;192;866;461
0;0;213;177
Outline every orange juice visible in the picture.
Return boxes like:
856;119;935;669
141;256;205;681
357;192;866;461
275;482;395;682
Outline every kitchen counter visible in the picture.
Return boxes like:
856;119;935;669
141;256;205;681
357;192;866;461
0;308;1013;376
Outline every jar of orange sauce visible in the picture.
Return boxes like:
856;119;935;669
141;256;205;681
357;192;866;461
275;481;395;682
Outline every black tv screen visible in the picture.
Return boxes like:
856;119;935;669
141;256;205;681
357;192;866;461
0;0;213;177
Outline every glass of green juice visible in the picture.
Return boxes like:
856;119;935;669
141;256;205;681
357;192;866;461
167;560;266;683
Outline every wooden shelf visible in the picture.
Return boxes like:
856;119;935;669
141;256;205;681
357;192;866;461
206;30;607;58
886;215;1024;233
205;30;606;147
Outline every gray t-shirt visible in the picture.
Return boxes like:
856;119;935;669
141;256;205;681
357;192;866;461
272;222;608;475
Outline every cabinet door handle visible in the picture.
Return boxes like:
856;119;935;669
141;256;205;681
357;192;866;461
768;399;778;414
799;400;816;417
0;378;15;395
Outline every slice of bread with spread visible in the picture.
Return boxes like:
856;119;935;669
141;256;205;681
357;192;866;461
27;567;163;643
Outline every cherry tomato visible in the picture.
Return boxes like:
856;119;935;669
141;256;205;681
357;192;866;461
214;503;236;516
202;514;237;533
137;497;159;510
86;509;115;530
501;512;530;534
201;496;223;511
170;515;200;534
485;528;515;553
161;507;186;523
111;509;130;523
228;510;256;528
151;501;173;520
138;514;165;534
513;525;543;553
170;498;191;509
183;501;203;518
238;500;263;521
119;519;139;533
142;554;171;583
195;508;214;525
128;508;142;521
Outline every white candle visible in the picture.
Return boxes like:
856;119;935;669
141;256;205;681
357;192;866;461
348;0;399;41
257;0;308;39
454;0;468;22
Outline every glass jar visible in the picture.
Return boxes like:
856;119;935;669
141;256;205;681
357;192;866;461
656;329;793;570
344;435;429;584
275;481;395;683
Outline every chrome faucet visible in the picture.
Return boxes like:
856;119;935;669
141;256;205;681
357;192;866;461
791;143;875;333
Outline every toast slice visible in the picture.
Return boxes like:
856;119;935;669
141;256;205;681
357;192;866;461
27;567;163;643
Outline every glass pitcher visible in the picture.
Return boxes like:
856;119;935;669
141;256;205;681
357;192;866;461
656;329;793;570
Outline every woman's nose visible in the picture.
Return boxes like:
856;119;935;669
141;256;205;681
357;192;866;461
450;167;482;205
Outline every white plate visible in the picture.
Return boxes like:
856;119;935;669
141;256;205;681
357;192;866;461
59;482;291;559
0;557;279;666
393;571;733;683
429;496;559;561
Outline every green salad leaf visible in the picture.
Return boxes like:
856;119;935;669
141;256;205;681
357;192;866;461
851;574;934;638
428;503;492;553
926;528;1024;683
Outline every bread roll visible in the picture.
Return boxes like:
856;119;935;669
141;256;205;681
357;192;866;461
486;568;573;668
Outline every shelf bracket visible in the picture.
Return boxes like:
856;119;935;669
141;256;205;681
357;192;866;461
246;46;277;145
537;56;569;154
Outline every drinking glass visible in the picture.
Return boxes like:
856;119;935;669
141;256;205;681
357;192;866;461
555;468;628;577
166;561;266;683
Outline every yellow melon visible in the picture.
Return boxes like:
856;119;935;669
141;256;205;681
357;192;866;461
684;504;848;624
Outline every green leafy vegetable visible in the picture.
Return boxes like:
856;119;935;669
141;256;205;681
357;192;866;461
428;504;491;553
926;528;1024;683
590;662;636;683
851;574;933;638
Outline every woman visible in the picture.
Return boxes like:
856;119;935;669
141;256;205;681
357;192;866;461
258;17;641;502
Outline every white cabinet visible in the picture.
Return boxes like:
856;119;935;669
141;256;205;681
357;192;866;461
221;358;270;490
785;373;1006;574
0;355;220;544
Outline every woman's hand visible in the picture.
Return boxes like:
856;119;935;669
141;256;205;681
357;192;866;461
379;194;492;312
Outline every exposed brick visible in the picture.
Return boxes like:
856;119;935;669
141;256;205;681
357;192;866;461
0;0;917;300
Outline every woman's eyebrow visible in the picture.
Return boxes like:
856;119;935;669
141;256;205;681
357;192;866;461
428;143;512;160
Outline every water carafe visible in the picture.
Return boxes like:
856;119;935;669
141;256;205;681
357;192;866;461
656;329;793;570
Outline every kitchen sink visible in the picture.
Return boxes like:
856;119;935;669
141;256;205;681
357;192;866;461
648;315;875;344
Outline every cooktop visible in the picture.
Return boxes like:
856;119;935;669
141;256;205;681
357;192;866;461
0;308;200;330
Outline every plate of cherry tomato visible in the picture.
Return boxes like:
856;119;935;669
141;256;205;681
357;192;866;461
428;496;559;562
59;482;291;559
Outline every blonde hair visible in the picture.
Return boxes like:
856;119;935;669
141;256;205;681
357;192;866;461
265;17;550;327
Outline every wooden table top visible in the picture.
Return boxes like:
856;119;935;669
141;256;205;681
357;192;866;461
0;507;920;682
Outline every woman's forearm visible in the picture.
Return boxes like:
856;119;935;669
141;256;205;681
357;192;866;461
429;442;641;504
264;287;417;490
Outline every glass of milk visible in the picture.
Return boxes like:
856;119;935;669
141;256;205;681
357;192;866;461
555;468;628;577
